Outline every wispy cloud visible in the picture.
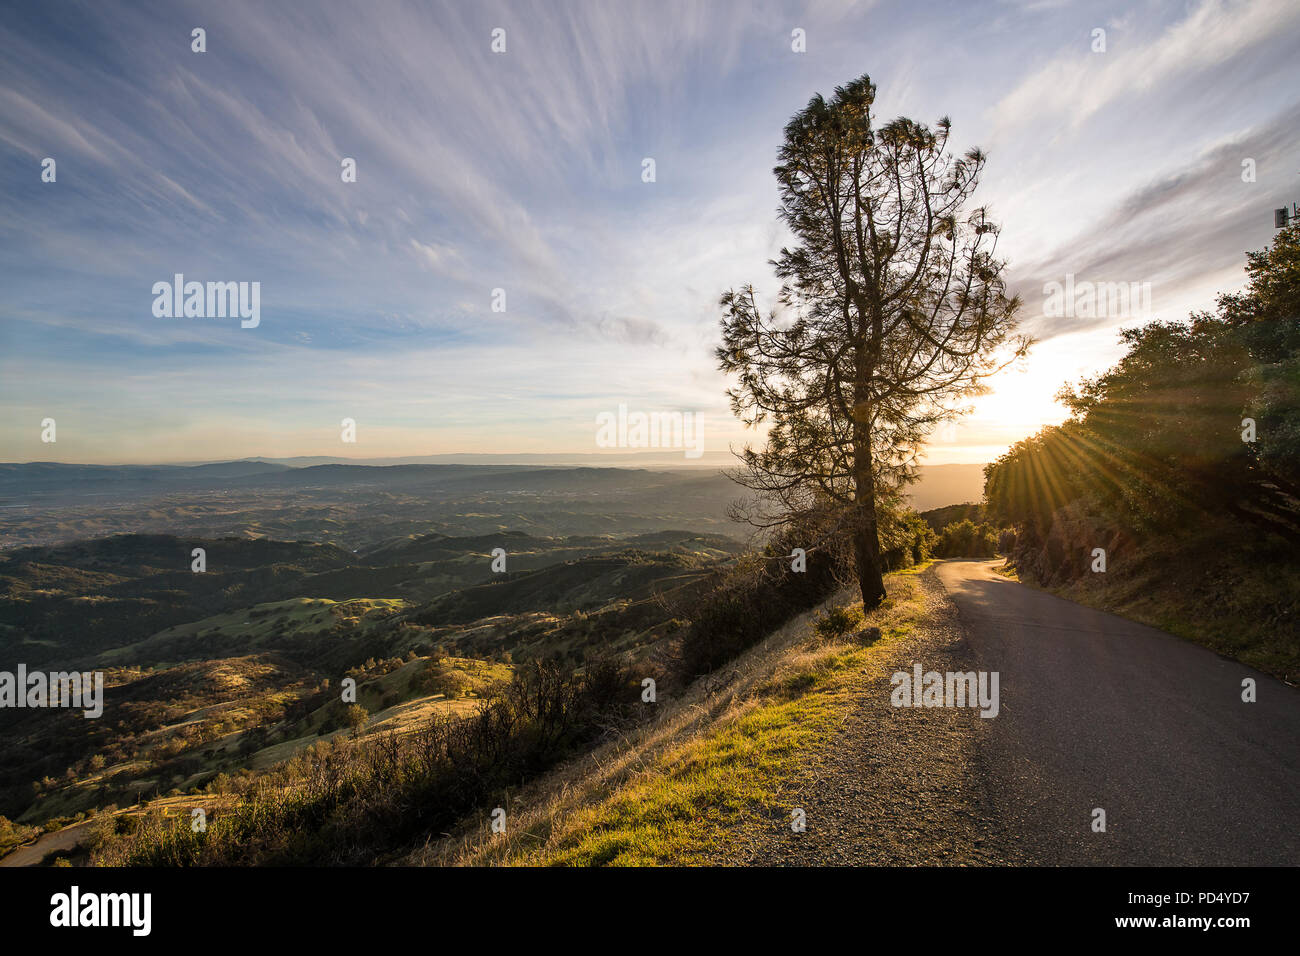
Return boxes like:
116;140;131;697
1;0;1297;464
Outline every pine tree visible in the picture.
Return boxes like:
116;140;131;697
719;75;1026;606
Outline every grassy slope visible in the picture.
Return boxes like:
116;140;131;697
9;652;508;833
94;597;409;665
4;654;512;863
411;564;934;867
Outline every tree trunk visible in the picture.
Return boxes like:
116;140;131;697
853;419;886;608
854;490;886;608
853;305;887;609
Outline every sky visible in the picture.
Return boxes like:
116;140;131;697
2;0;1298;466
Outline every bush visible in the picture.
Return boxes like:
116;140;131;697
879;508;937;569
343;704;369;735
678;545;842;678
93;658;644;866
0;815;37;856
934;519;1000;558
813;604;864;641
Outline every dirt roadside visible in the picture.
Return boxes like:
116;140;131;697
710;566;1017;865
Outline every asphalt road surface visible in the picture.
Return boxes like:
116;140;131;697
936;559;1300;865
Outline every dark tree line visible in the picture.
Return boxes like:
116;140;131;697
986;225;1300;548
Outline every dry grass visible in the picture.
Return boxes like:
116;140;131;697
408;566;933;866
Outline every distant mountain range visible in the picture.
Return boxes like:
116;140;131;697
0;456;987;512
174;451;741;470
903;463;987;511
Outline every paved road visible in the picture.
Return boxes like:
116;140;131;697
935;559;1300;865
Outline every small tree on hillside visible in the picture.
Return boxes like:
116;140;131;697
344;704;369;736
718;75;1027;607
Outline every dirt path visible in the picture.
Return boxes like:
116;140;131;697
0;821;96;868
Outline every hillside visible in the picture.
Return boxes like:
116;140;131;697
0;525;741;841
918;502;985;532
903;464;987;512
406;563;979;866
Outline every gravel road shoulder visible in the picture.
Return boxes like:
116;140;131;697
712;565;1018;865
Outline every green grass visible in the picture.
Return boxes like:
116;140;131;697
95;597;409;663
543;651;861;866
502;572;932;867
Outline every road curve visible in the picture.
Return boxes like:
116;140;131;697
935;559;1300;866
0;821;93;868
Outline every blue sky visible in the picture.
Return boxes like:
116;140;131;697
2;0;1299;465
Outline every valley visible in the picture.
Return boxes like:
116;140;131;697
0;460;762;861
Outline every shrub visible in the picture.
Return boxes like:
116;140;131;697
677;527;845;678
813;603;865;641
935;519;1000;558
94;658;644;866
879;508;937;569
343;704;369;735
